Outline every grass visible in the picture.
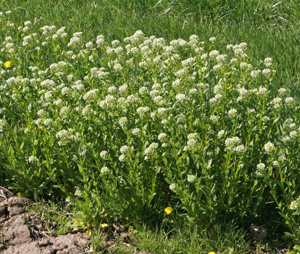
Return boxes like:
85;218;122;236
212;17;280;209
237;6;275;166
1;0;299;90
28;201;251;253
1;0;300;252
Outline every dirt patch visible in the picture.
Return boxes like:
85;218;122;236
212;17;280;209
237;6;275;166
0;187;90;254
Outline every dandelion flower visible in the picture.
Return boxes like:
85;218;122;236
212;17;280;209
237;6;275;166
100;223;109;228
4;61;11;68
164;207;173;215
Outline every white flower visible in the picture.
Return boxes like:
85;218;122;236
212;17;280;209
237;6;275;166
225;137;241;150
257;87;269;97
228;109;238;118
264;57;273;67
234;145;245;153
83;89;99;101
257;163;265;170
114;63;123;72
250;70;261;78
187;133;198;140
189;88;198;95
290;131;297;139
161;119;168;124
137;106;150;117
278;88;286;96
43;118;53;127
282;136;290;143
28;155;38;164
101;166;109;175
119;117;128;127
56;129;73;145
37;109;47;117
139;87;148;95
290;200;299;210
120;145;130;154
150;89;160;98
74;188;82;196
285;97;295;107
169;183;176;191
213;85;223;94
217;130;225;138
153;96;165;105
119;154;126;162
209;98;217;105
256;163;266;177
272;97;282;104
209;37;216;43
262;69;272;78
100;151;109;160
145;143;159;156
175;93;186;102
119;84;128;95
132;128;141;136
215;94;223;100
210;115;219;122
264;142;275;153
187;139;197;150
187;175;196;183
262;116;270;122
158;133;168;142
209;50;219;59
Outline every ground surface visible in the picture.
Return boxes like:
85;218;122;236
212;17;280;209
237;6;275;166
0;187;91;254
0;188;291;254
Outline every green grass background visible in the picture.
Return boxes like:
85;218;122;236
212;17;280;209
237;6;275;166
1;0;299;94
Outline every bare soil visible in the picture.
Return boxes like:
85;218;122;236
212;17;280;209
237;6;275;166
0;187;91;254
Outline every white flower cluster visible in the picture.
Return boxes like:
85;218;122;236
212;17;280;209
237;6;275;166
101;166;109;175
264;142;275;154
290;196;300;210
144;142;159;160
27;155;38;164
225;137;245;153
56;129;75;146
100;151;109;160
256;163;266;177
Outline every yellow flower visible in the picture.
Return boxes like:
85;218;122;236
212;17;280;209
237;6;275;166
208;252;216;254
85;230;92;237
164;207;173;215
100;223;109;228
4;61;12;68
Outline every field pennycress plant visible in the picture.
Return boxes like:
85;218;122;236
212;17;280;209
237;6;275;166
0;10;300;243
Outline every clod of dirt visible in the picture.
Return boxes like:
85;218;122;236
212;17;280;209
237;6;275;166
7;197;32;217
2;232;89;254
2;215;32;245
0;186;90;254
